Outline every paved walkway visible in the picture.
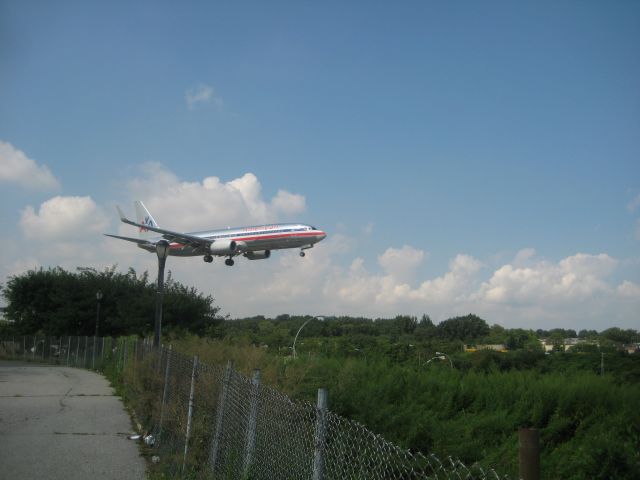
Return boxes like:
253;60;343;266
0;361;146;479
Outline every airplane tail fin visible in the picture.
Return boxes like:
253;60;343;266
134;201;158;239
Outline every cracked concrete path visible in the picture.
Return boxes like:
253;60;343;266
0;361;146;479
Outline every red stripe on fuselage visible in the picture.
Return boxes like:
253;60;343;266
233;231;322;242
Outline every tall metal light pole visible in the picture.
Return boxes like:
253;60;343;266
95;290;103;337
292;316;325;359
154;240;170;348
436;351;454;369
93;290;103;370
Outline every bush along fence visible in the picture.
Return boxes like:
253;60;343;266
0;337;510;480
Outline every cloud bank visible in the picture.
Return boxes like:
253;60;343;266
4;167;639;330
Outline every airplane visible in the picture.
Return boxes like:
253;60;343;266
105;201;327;266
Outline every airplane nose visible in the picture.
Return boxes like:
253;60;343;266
318;231;327;240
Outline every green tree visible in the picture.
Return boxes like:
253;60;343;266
2;266;222;336
436;314;490;341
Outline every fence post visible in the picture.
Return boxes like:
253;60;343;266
243;369;262;478
92;336;97;370
519;427;540;480
158;345;172;446
23;336;26;360
32;337;36;360
313;388;329;480
66;337;71;366
182;355;199;473
210;360;233;472
75;336;80;367
83;336;88;368
123;338;128;370
101;337;105;364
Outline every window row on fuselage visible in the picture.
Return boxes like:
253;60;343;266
208;226;312;240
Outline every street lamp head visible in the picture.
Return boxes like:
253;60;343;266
96;290;103;301
156;240;170;259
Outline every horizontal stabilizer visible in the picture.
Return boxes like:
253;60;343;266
104;233;154;246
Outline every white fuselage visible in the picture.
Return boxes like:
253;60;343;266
138;223;326;257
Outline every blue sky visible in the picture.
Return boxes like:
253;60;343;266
1;1;639;329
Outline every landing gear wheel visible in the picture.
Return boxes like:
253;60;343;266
225;258;235;266
299;251;306;257
203;255;213;263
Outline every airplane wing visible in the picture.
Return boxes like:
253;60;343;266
103;234;155;246
115;206;212;249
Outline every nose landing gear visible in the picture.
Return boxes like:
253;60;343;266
300;245;313;257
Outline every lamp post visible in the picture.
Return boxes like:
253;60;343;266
95;290;103;337
154;240;170;348
93;290;103;370
436;351;454;369
292;316;325;359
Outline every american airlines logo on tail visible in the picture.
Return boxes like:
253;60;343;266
139;216;154;233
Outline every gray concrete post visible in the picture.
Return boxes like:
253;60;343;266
83;336;88;368
313;388;329;480
66;337;71;366
519;427;540;480
210;360;233;472
243;369;262;477
182;355;199;473
75;336;80;367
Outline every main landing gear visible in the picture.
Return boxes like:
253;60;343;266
225;258;235;267
203;255;213;263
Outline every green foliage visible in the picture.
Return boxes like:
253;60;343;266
436;314;490;341
170;336;640;479
2;266;222;337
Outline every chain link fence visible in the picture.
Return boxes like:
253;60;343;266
1;337;509;479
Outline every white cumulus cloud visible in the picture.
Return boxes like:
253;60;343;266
185;83;223;110
125;164;306;231
475;253;617;305
0;140;60;190
617;280;640;299
271;190;306;216
20;196;108;239
378;245;426;282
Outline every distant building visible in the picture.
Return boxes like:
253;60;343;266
539;337;598;352
464;344;507;353
623;343;640;354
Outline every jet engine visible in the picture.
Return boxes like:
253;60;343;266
244;250;271;260
209;240;237;255
209;240;248;255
